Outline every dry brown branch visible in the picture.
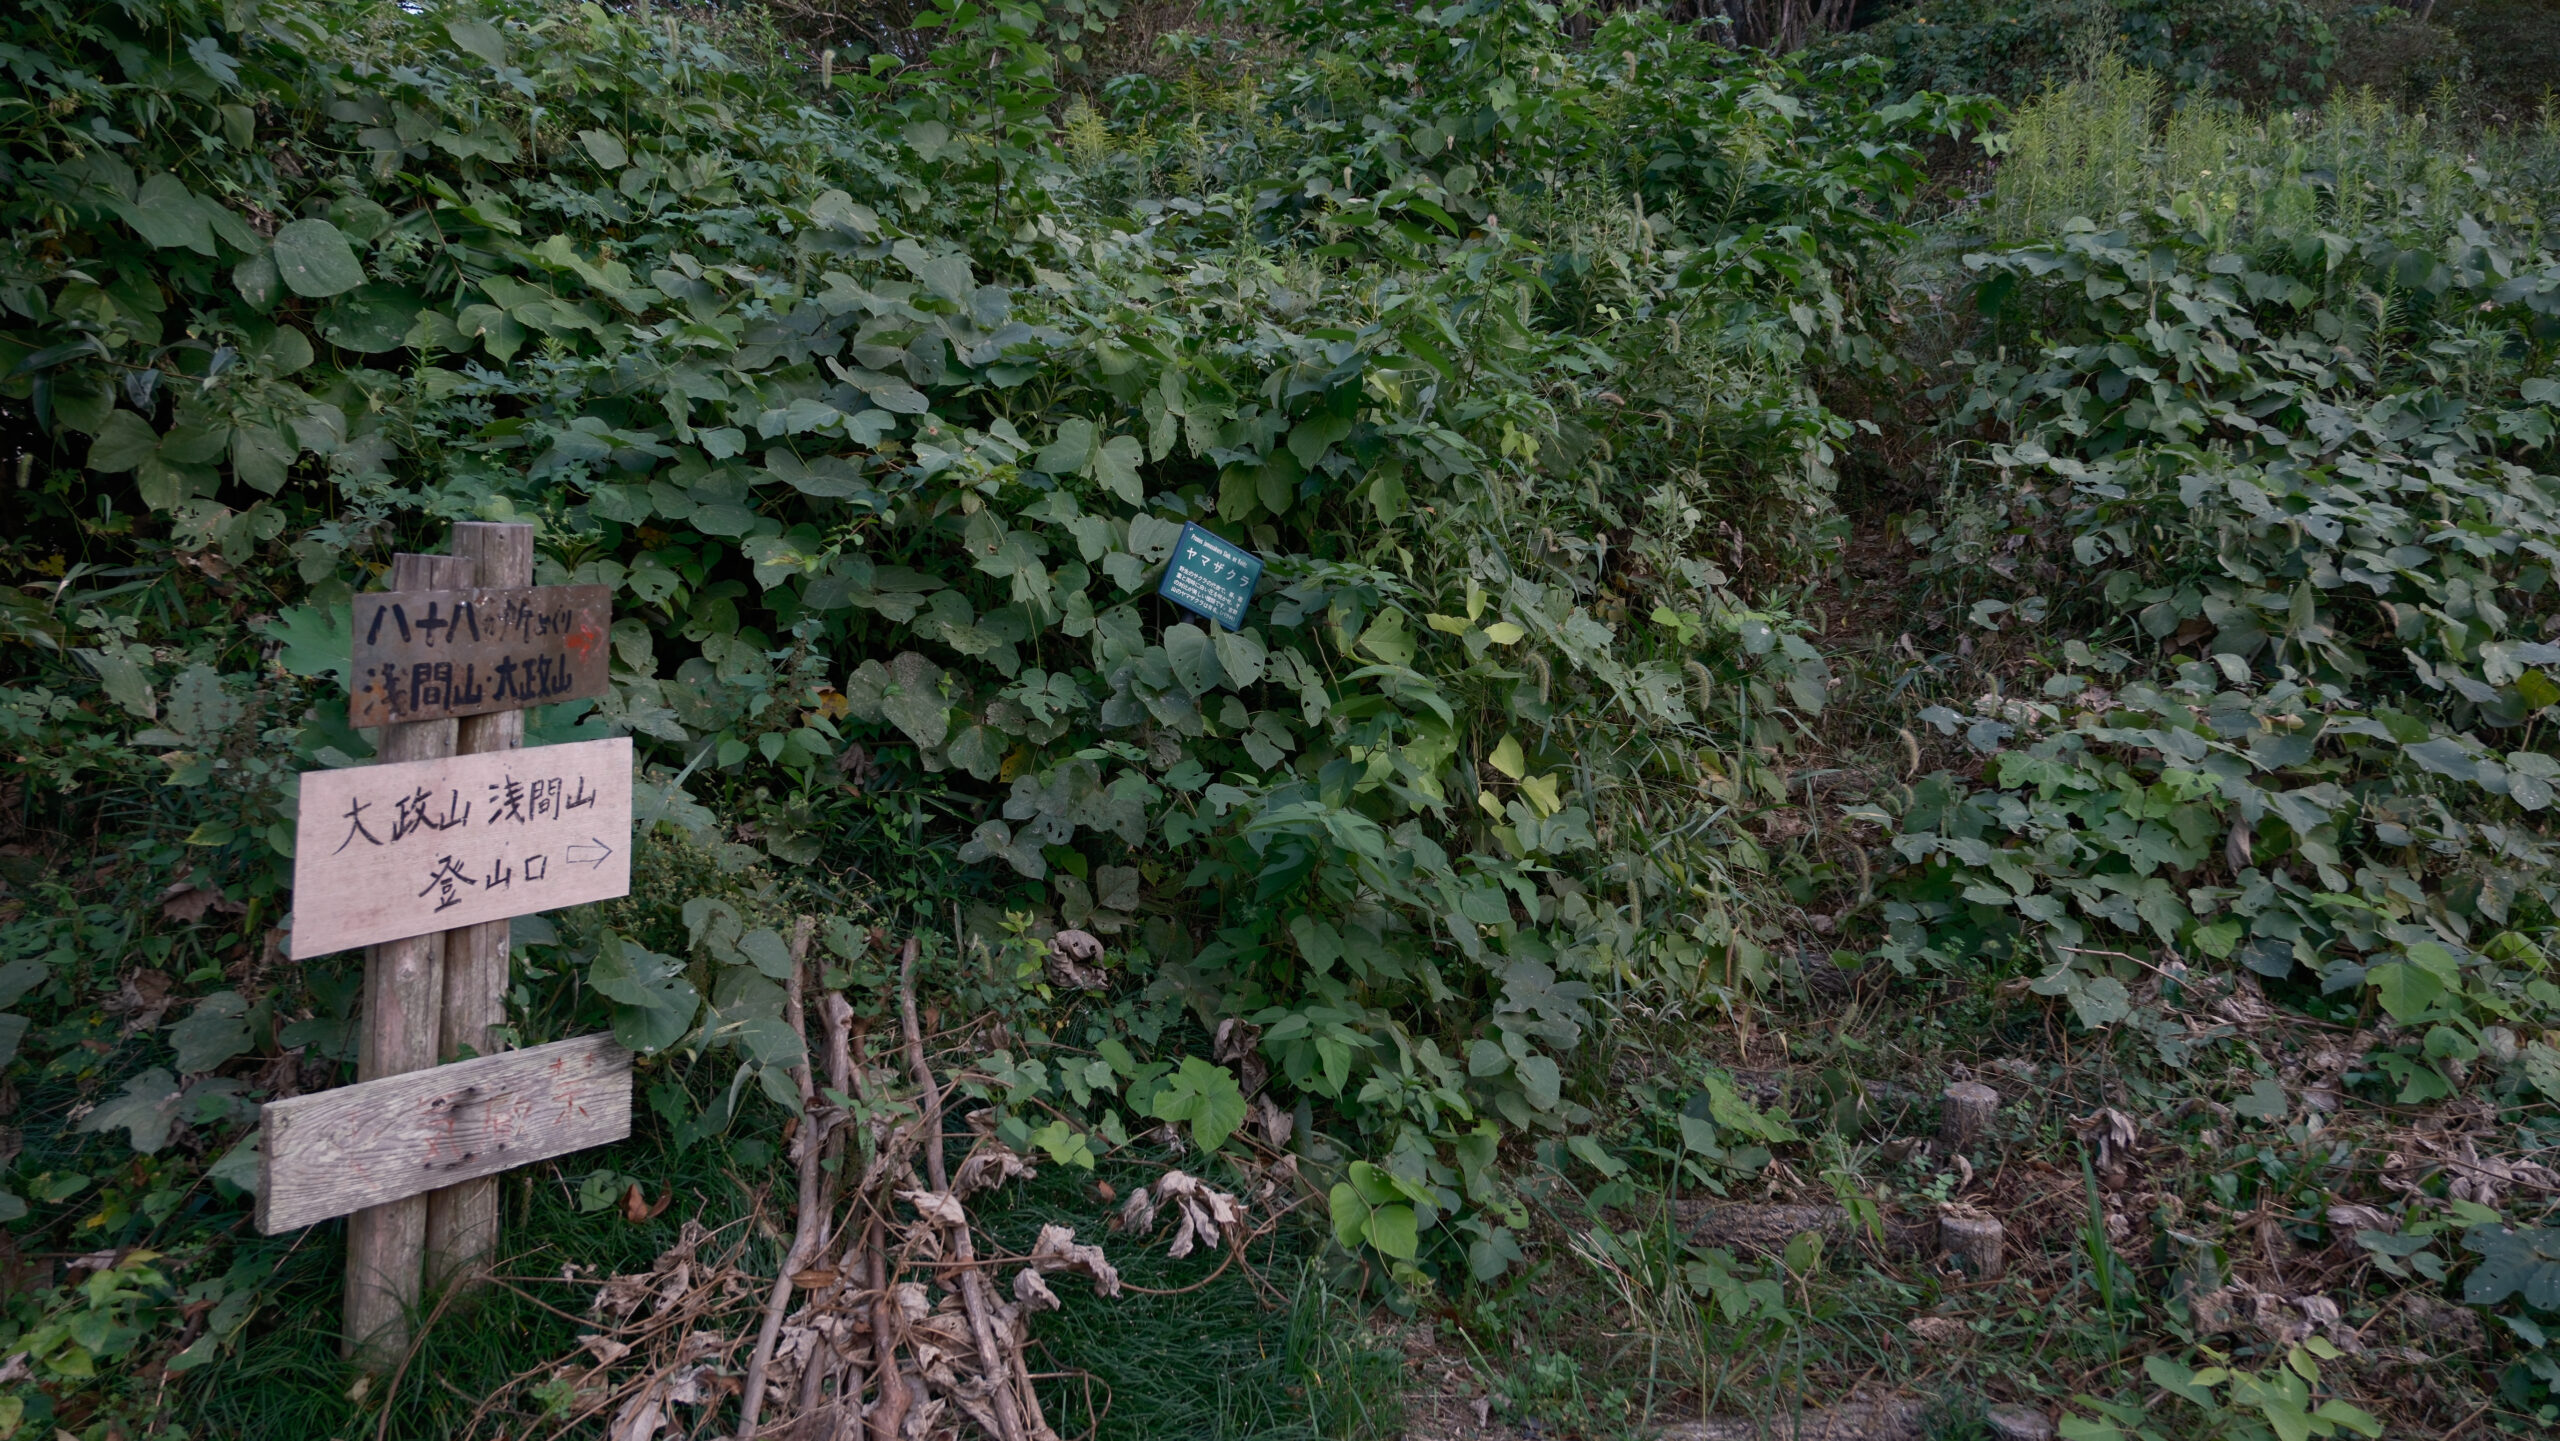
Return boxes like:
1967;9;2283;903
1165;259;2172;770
739;916;822;1434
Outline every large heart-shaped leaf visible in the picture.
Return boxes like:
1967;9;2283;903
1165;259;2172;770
877;652;949;747
270;218;365;298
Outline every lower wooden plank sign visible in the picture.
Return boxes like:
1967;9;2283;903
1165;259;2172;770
257;1033;633;1234
289;735;631;960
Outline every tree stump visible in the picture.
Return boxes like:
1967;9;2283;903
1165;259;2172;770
1939;1081;2000;1149
1940;1212;2006;1280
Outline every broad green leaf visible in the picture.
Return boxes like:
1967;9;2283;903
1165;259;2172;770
1487;734;1526;779
128;173;214;252
85;411;158;473
319;284;421;352
2366;961;2444;1022
74;647;155;720
2231;1077;2289;1121
446;16;510;66
1514;1053;1561;1110
270;219;365;298
1093;434;1146;505
1517;774;1562;816
0;958;44;1011
1037;418;1095;475
1210;626;1265;688
2067;974;2131;1027
169;992;251;1074
579;129;629;168
1150;1055;1247;1153
1356;610;1414;667
1165;624;1221;696
735;928;795;980
1328;1182;1370;1249
259;605;350;687
1363;1203;1419;1260
77;1069;185;1153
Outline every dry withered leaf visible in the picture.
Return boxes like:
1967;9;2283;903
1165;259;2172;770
1012;1267;1061;1314
620;1182;672;1224
1027;1222;1122;1298
2327;1202;2395;1234
2072;1107;2139;1171
1046;928;1108;990
950;1141;1037;1200
900;1188;966;1226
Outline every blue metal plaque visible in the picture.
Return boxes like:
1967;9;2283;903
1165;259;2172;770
1156;522;1264;631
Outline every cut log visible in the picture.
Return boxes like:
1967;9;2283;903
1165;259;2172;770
1940;1212;2006;1280
1678;1203;1846;1257
1984;1402;2056;1441
1938;1081;2000;1149
1662;1395;1925;1440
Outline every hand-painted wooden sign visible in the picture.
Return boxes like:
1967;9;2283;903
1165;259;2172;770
1157;521;1263;631
289;736;631;960
350;584;611;727
257;1033;633;1234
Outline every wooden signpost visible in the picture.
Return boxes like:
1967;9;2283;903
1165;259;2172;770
286;738;633;960
349;583;611;727
275;523;637;1368
257;1034;632;1233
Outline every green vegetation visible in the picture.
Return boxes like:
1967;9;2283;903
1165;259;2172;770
2;1;2557;1437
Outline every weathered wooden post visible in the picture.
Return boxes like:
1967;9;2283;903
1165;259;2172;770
342;548;469;1364
426;521;534;1290
276;526;627;1369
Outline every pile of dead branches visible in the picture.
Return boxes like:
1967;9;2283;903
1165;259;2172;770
475;925;1286;1441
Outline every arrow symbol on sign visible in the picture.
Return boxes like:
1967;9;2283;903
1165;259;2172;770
567;838;614;868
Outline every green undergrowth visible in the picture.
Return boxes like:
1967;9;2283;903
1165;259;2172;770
176;1108;1343;1441
7;0;2560;1437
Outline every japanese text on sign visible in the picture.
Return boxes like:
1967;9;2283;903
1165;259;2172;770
350;585;611;727
290;737;631;959
1156;522;1264;631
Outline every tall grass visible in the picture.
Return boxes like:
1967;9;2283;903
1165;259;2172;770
1985;58;2560;247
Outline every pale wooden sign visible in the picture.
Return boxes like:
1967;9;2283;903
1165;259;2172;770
258;1033;633;1234
350;584;612;727
289;736;632;960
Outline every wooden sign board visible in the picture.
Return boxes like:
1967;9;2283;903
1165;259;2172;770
257;1033;632;1234
1157;522;1263;631
350;585;612;727
289;736;631;960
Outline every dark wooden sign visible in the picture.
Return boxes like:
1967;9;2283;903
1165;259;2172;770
350;584;611;726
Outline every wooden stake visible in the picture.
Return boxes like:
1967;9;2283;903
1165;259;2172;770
426;522;535;1292
1939;1081;2000;1150
344;551;471;1366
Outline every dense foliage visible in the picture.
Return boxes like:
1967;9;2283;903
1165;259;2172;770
0;0;1989;1421
6;0;2559;1435
1871;65;2560;1414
